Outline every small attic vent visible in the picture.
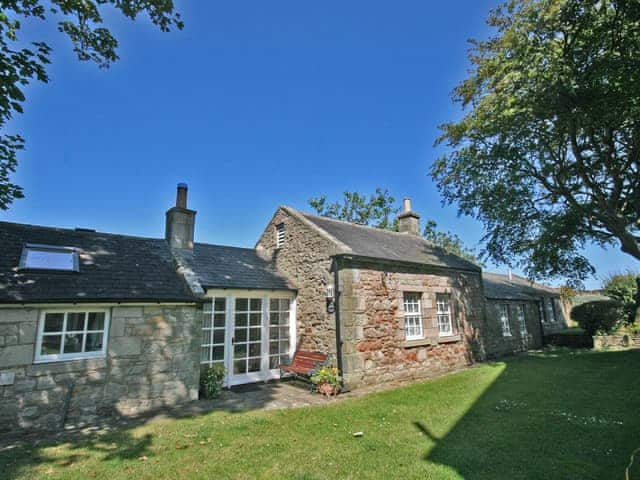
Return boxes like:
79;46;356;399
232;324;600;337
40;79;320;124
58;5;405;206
275;223;285;248
19;244;79;272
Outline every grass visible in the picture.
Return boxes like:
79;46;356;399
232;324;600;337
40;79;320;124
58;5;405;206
2;349;639;479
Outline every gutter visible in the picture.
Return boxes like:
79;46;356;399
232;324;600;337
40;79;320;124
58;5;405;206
332;253;482;274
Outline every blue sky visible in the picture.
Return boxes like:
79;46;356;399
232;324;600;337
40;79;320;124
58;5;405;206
2;1;634;289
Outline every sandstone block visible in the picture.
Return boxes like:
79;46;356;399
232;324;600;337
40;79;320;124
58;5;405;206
0;344;33;368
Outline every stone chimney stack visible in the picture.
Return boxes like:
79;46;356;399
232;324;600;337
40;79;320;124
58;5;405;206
397;197;420;235
165;183;196;249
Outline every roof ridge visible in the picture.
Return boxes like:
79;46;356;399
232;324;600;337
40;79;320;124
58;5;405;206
193;242;257;252
299;209;478;265
281;206;352;253
0;220;164;242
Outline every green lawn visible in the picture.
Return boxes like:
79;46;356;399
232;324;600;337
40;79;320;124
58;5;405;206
2;349;639;479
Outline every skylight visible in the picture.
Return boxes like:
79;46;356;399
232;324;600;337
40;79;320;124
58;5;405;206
19;244;79;272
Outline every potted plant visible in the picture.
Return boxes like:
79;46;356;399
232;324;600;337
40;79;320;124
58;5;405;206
200;364;226;399
310;365;342;397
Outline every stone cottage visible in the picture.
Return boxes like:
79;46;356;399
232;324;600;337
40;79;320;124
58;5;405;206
255;200;487;386
482;272;567;357
0;184;562;431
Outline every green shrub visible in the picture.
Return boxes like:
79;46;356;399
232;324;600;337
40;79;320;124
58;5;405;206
602;271;638;323
200;364;226;399
570;300;624;336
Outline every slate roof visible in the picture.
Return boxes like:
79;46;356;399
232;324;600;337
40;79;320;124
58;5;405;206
172;243;293;290
483;272;559;300
296;210;481;272
0;221;197;304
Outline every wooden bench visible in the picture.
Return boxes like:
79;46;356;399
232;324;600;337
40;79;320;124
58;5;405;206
279;351;328;387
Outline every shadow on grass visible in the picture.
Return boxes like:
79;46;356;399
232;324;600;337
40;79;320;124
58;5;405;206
0;376;318;479
415;349;640;479
1;349;639;479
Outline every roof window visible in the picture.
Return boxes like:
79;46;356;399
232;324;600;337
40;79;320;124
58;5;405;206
19;244;79;272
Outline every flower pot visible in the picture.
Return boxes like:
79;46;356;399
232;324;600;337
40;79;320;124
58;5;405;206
317;382;338;397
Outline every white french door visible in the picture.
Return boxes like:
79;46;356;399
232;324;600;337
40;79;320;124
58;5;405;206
200;291;295;387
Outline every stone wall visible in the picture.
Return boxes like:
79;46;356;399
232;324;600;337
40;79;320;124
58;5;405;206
484;300;544;357
593;334;640;349
0;305;200;433
338;259;487;387
256;207;340;355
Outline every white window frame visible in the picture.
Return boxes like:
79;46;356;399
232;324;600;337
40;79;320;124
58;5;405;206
436;293;454;336
499;304;512;337
545;298;557;323
268;297;292;371
201;297;227;368
275;223;285;248
403;292;423;340
517;304;527;336
538;300;546;323
35;307;110;363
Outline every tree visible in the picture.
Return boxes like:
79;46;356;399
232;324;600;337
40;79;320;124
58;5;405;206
422;219;482;265
308;189;481;264
308;188;399;230
432;0;640;286
602;270;638;324
0;1;183;209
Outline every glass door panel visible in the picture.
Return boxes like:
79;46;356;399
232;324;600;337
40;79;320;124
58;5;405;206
268;298;291;369
233;298;263;376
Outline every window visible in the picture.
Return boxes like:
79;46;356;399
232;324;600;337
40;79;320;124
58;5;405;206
403;293;423;340
499;304;512;336
201;298;226;371
517;304;527;336
436;293;453;336
36;309;109;362
275;223;285;248
545;298;557;323
538;300;546;322
233;298;263;375
20;244;79;272
269;298;291;369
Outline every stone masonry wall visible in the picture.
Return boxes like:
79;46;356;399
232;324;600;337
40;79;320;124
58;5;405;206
484;300;544;358
339;260;487;387
0;305;200;433
256;208;340;355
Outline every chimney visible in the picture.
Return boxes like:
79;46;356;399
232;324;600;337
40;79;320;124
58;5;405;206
165;183;196;249
397;197;420;235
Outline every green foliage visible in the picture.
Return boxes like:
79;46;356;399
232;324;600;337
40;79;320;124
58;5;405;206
200;364;226;399
308;189;481;264
602;270;638;323
432;0;640;285
570;300;624;336
559;285;577;305
422;219;483;266
310;365;341;388
308;188;399;230
0;1;183;209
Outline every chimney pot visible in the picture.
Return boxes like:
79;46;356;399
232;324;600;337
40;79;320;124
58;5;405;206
176;183;188;209
397;197;420;235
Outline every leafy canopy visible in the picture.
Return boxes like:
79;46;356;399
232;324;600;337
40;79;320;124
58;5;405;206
0;0;183;209
308;189;481;265
432;0;640;285
602;270;638;323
